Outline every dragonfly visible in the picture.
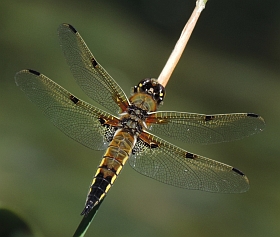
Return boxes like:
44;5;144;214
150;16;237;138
15;23;265;216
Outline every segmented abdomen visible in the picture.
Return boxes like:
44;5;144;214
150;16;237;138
81;129;136;215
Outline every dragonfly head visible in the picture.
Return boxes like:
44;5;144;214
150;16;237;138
133;78;165;105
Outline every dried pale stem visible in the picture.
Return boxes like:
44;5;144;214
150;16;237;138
157;0;207;87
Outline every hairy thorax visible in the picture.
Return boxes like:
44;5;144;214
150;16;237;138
119;93;157;136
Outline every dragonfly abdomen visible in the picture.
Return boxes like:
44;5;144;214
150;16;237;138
81;129;137;216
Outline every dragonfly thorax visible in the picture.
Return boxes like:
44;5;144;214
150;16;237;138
127;104;147;120
120;104;148;135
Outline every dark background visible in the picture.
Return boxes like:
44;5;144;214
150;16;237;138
1;0;279;236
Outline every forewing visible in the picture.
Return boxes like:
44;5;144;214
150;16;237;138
129;131;249;193
147;111;265;144
58;23;129;115
15;69;120;151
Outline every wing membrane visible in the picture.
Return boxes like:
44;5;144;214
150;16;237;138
15;69;119;150
147;111;265;144
129;131;249;193
58;23;129;115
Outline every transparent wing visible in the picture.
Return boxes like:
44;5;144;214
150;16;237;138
58;23;129;115
129;131;249;193
146;111;265;144
15;69;120;151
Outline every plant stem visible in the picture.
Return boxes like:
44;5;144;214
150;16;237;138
157;0;208;87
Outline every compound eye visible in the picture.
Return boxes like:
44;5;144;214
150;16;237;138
136;78;152;93
134;78;165;104
155;85;165;105
142;79;152;91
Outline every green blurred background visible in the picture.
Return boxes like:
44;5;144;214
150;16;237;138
1;0;279;236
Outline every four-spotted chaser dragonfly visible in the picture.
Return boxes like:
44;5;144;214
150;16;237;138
15;23;265;216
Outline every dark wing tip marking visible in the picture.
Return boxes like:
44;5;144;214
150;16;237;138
91;58;98;68
185;152;197;159
69;94;79;104
28;69;40;76
232;167;245;176
247;113;259;118
205;115;215;121
66;23;77;33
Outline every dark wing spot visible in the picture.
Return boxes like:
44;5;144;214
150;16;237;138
69;95;79;104
67;24;77;33
232;167;245;176
150;143;158;149
247;113;259;118
99;117;112;128
99;117;106;125
205;115;215;121
186;152;196;159
91;58;98;68
28;69;40;76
